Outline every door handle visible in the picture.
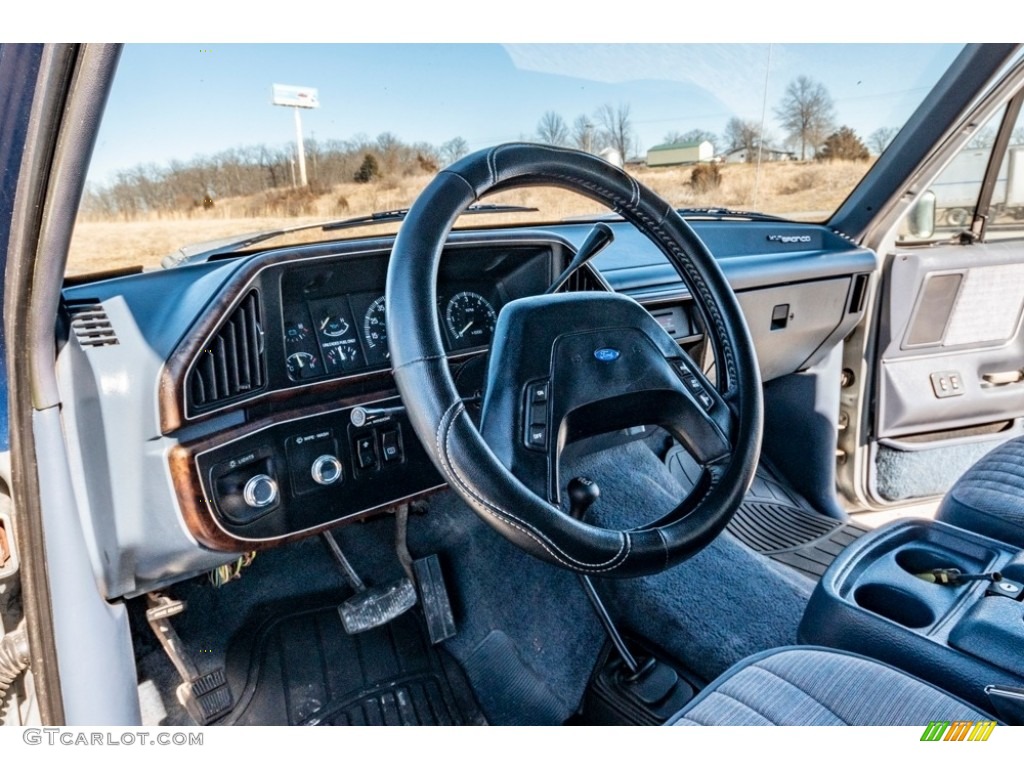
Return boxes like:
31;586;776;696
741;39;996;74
982;369;1024;385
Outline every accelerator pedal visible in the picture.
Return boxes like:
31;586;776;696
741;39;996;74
413;555;456;644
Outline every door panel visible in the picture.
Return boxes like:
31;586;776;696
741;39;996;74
871;240;1024;501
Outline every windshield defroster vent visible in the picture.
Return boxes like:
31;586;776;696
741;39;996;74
561;265;606;293
66;300;119;347
188;290;266;412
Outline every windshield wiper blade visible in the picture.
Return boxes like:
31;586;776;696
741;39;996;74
321;203;539;232
675;207;789;222
162;204;541;267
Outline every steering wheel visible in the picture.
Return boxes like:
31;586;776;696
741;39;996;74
386;143;762;578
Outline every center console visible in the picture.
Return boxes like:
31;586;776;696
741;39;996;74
800;518;1024;713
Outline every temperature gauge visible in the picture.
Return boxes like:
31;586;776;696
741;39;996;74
286;351;320;379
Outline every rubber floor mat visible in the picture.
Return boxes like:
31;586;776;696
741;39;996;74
219;603;485;725
727;501;870;579
666;444;869;579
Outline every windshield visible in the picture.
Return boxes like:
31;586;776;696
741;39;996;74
69;43;964;275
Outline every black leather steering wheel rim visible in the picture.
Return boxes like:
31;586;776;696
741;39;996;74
386;143;762;577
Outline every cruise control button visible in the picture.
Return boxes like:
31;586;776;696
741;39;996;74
530;382;549;404
528;425;547;448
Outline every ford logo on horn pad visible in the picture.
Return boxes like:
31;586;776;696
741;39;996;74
594;348;620;362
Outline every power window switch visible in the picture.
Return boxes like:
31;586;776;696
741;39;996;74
930;370;964;399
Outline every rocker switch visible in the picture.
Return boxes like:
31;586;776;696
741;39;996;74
381;430;402;463
355;434;377;470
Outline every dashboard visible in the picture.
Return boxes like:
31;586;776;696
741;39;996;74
174;241;559;547
58;220;876;599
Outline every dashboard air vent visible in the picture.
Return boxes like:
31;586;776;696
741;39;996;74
561;265;605;293
188;290;265;410
66;300;119;347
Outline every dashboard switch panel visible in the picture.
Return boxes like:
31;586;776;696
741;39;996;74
194;398;443;542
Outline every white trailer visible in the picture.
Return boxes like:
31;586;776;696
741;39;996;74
931;145;1024;226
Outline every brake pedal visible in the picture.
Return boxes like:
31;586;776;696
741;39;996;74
322;531;417;633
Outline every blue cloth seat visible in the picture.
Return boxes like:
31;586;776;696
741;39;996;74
669;647;987;726
936;437;1024;548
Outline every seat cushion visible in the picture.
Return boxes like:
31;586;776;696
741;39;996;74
936;437;1024;548
669;647;987;726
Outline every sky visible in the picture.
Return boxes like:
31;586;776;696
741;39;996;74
85;42;964;185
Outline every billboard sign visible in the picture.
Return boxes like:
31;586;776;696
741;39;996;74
272;84;320;109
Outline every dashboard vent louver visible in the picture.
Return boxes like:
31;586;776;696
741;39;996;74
188;290;265;411
561;266;605;293
66;300;119;347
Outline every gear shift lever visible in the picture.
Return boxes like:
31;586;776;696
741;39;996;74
568;476;642;675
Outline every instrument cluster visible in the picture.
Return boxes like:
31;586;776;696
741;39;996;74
278;243;552;384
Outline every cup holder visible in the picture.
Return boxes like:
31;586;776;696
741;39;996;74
895;547;968;577
854;583;935;629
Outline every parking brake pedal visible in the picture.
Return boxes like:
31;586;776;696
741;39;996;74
322;531;417;634
145;593;233;725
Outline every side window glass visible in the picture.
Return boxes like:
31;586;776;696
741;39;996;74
900;102;1024;244
928;109;1002;238
983;104;1024;239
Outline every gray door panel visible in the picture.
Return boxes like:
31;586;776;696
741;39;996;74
871;239;1024;502
878;240;1024;438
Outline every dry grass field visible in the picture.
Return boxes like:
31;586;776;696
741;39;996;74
67;160;871;276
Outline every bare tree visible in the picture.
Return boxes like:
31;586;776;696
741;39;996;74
571;115;600;153
664;128;717;147
537;111;570;146
967;126;998;150
774;76;835;161
868;127;899;155
595;103;636;163
723;117;763;162
440;136;470;166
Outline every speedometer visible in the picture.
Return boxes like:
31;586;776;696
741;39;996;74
445;291;496;348
362;295;389;362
